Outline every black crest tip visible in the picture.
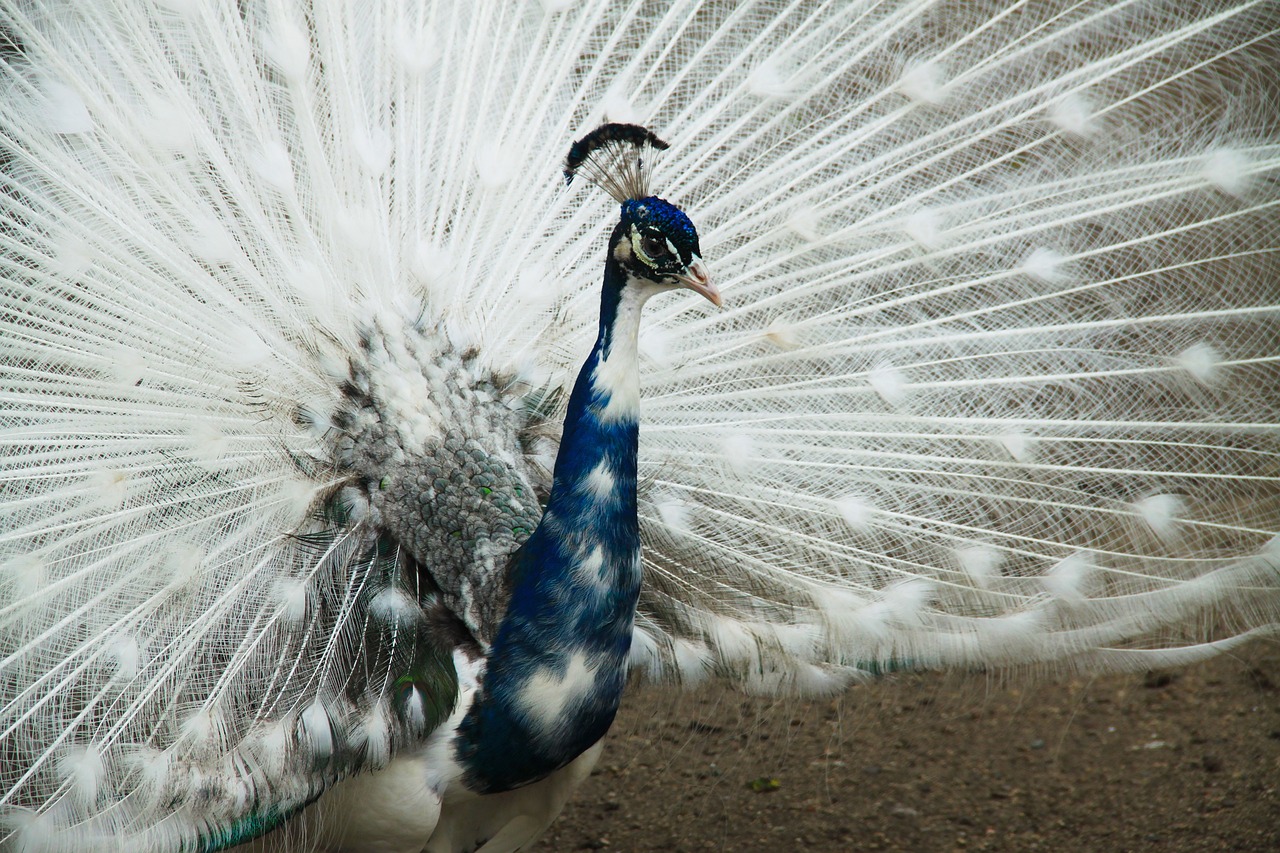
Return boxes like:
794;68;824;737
563;123;670;201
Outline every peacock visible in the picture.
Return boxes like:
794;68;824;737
1;1;1278;851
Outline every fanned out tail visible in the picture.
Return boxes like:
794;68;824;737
0;2;1278;852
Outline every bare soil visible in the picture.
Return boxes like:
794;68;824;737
536;646;1280;852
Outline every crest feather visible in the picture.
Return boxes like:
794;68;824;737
564;123;669;203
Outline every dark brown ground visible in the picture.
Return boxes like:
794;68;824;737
535;645;1280;852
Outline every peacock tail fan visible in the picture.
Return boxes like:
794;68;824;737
0;1;1277;851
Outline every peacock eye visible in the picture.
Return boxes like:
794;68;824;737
641;232;668;261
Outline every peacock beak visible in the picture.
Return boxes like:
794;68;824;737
677;257;720;307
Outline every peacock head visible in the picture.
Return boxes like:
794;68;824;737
565;122;720;307
614;196;718;305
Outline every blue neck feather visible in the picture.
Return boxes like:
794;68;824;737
454;248;643;794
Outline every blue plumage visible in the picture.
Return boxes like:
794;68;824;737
453;130;718;796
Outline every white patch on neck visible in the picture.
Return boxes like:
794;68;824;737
593;279;660;422
573;545;608;591
584;461;615;499
518;651;600;737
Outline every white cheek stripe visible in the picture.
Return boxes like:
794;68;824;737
593;278;657;422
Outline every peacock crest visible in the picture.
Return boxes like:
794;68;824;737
563;122;668;202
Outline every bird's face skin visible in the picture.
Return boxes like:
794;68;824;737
617;196;720;306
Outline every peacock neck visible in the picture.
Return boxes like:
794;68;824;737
453;253;652;795
563;253;651;441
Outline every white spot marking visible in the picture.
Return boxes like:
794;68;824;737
628;623;661;674
519;652;599;736
585;462;615;499
58;744;104;805
354;126;392;174
144;95;198;154
956;544;1002;588
110;635;140;682
834;495;875;533
353;702;392;768
90;468;129;509
705;615;757;665
999;430;1037;463
974;609;1046;660
655;495;691;535
1020;247;1066;283
336;205;377;251
51;232;94;277
903;208;944;251
410;240;454;292
403;686;429;734
38;78;92;134
862;580;934;631
573;545;608;591
1202;148;1250;196
274;578;309;625
475;142;516;187
1044;552;1094;603
251;141;295;191
264;18;309;82
180;706;227;753
370;588;420;625
600;84;640;124
1179;342;1221;386
898;61;948;106
187;422;230;467
869;363;907;407
787;208;821;242
1047;94;1095;137
673;640;711;685
748;56;796;99
223;326;270;368
764;318;798;350
396;29;440;75
721;431;756;474
300;698;334;762
1135;494;1183;541
250;720;293;777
